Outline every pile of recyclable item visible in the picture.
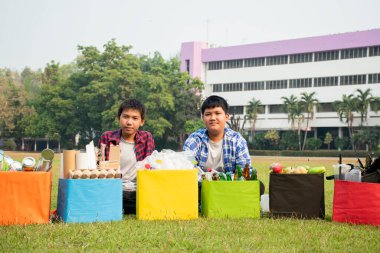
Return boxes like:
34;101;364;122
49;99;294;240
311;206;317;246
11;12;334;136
135;149;195;170
327;154;380;183
199;163;258;182
1;149;54;172
62;141;121;179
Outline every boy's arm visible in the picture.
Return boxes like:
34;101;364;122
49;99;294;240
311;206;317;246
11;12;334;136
235;136;251;167
183;134;201;163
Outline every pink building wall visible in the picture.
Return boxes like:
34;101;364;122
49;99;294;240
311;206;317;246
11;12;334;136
180;41;208;79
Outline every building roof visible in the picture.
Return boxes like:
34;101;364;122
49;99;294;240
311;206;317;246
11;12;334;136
201;29;380;62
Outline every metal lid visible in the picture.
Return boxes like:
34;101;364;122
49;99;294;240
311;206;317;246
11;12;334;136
41;149;54;160
22;157;36;166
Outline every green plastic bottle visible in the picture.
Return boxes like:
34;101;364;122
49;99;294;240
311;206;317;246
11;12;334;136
236;165;245;181
250;167;257;180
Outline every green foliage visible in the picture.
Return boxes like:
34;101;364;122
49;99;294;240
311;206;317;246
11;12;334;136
324;132;333;149
334;137;350;151
305;138;322;150
279;131;299;150
3;139;17;150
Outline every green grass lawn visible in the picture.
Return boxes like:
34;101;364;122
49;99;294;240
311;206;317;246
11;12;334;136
1;153;379;252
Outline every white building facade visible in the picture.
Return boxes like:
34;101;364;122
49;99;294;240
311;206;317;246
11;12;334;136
180;29;380;140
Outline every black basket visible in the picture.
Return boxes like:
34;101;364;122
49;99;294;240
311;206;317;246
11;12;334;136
361;169;380;183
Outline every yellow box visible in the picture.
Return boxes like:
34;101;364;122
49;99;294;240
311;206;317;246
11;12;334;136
136;169;198;220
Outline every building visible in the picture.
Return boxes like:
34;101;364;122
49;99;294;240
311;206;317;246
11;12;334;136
180;29;380;141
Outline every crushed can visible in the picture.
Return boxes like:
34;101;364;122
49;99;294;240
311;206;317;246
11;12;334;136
35;148;54;172
22;157;36;171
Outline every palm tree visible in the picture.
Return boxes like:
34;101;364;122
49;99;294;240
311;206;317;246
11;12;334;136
300;92;319;151
293;103;305;151
355;88;373;126
333;94;358;150
246;98;262;147
282;95;298;130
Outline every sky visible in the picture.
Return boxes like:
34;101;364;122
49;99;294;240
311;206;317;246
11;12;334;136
1;0;380;71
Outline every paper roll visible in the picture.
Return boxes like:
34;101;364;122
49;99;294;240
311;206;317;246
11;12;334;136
76;152;89;170
63;150;77;179
60;153;64;179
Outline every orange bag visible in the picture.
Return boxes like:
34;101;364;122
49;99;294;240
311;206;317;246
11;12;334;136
0;171;52;225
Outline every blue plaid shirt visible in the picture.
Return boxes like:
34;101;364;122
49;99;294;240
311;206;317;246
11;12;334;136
183;127;251;172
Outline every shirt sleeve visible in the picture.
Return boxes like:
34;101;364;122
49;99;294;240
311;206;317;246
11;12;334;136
235;134;251;167
145;132;155;157
183;133;201;163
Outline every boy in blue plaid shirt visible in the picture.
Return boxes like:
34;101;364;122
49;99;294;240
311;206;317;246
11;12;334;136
184;96;264;207
183;95;250;173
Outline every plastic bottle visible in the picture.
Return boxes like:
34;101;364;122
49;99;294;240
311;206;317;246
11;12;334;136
226;172;232;181
236;165;245;181
243;163;250;180
250;167;257;180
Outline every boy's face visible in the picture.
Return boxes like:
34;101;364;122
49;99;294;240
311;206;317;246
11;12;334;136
202;106;229;135
119;108;144;138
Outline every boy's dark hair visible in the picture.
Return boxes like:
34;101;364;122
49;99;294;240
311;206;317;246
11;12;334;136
118;99;146;119
201;95;229;114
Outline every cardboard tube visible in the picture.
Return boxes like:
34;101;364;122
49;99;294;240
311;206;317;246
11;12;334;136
76;152;89;170
63;150;77;179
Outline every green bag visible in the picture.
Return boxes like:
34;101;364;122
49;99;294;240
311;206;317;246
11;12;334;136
201;181;261;218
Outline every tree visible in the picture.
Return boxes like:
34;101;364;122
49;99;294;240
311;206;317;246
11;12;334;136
282;94;298;130
324;132;333;150
293;103;305;151
333;94;358;150
264;130;280;149
355;88;373;126
300;92;319;151
246;98;262;139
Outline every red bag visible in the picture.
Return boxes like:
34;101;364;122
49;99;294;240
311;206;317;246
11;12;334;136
333;180;380;226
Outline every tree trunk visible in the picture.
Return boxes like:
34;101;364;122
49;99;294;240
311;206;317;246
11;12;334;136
302;113;310;151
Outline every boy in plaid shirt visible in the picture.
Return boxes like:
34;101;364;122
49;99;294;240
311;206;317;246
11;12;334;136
99;99;155;214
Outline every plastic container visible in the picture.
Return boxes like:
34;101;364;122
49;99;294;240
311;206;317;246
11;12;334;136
333;164;351;180
345;167;362;182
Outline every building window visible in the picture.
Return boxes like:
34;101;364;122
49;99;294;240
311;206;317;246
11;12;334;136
245;105;265;114
368;73;380;84
266;55;288;65
266;80;288;90
208;61;222;70
229;106;244;115
223;60;243;69
317;103;334;112
212;84;223;92
244;57;265;67
289;53;313;64
314;50;339;61
369;46;380;57
185;59;190;73
269;104;285;114
289;78;312;88
244;81;265;90
314;76;339;87
223;82;243;92
340;75;366;85
341;47;367;59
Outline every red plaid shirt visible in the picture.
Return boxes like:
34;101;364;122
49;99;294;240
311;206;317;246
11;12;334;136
98;129;155;161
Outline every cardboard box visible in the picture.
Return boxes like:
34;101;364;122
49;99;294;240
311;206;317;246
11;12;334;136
201;180;261;218
57;179;122;223
0;171;51;225
333;180;380;226
136;169;198;220
269;173;325;219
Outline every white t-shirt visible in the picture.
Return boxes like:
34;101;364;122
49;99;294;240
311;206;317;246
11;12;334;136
119;138;137;191
205;139;224;170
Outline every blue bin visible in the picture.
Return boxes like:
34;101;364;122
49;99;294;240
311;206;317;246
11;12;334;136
57;179;122;223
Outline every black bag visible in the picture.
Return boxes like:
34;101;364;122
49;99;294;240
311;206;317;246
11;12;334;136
269;173;325;219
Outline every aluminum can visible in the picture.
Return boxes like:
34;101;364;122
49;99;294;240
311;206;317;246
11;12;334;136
35;149;54;172
22;157;36;171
